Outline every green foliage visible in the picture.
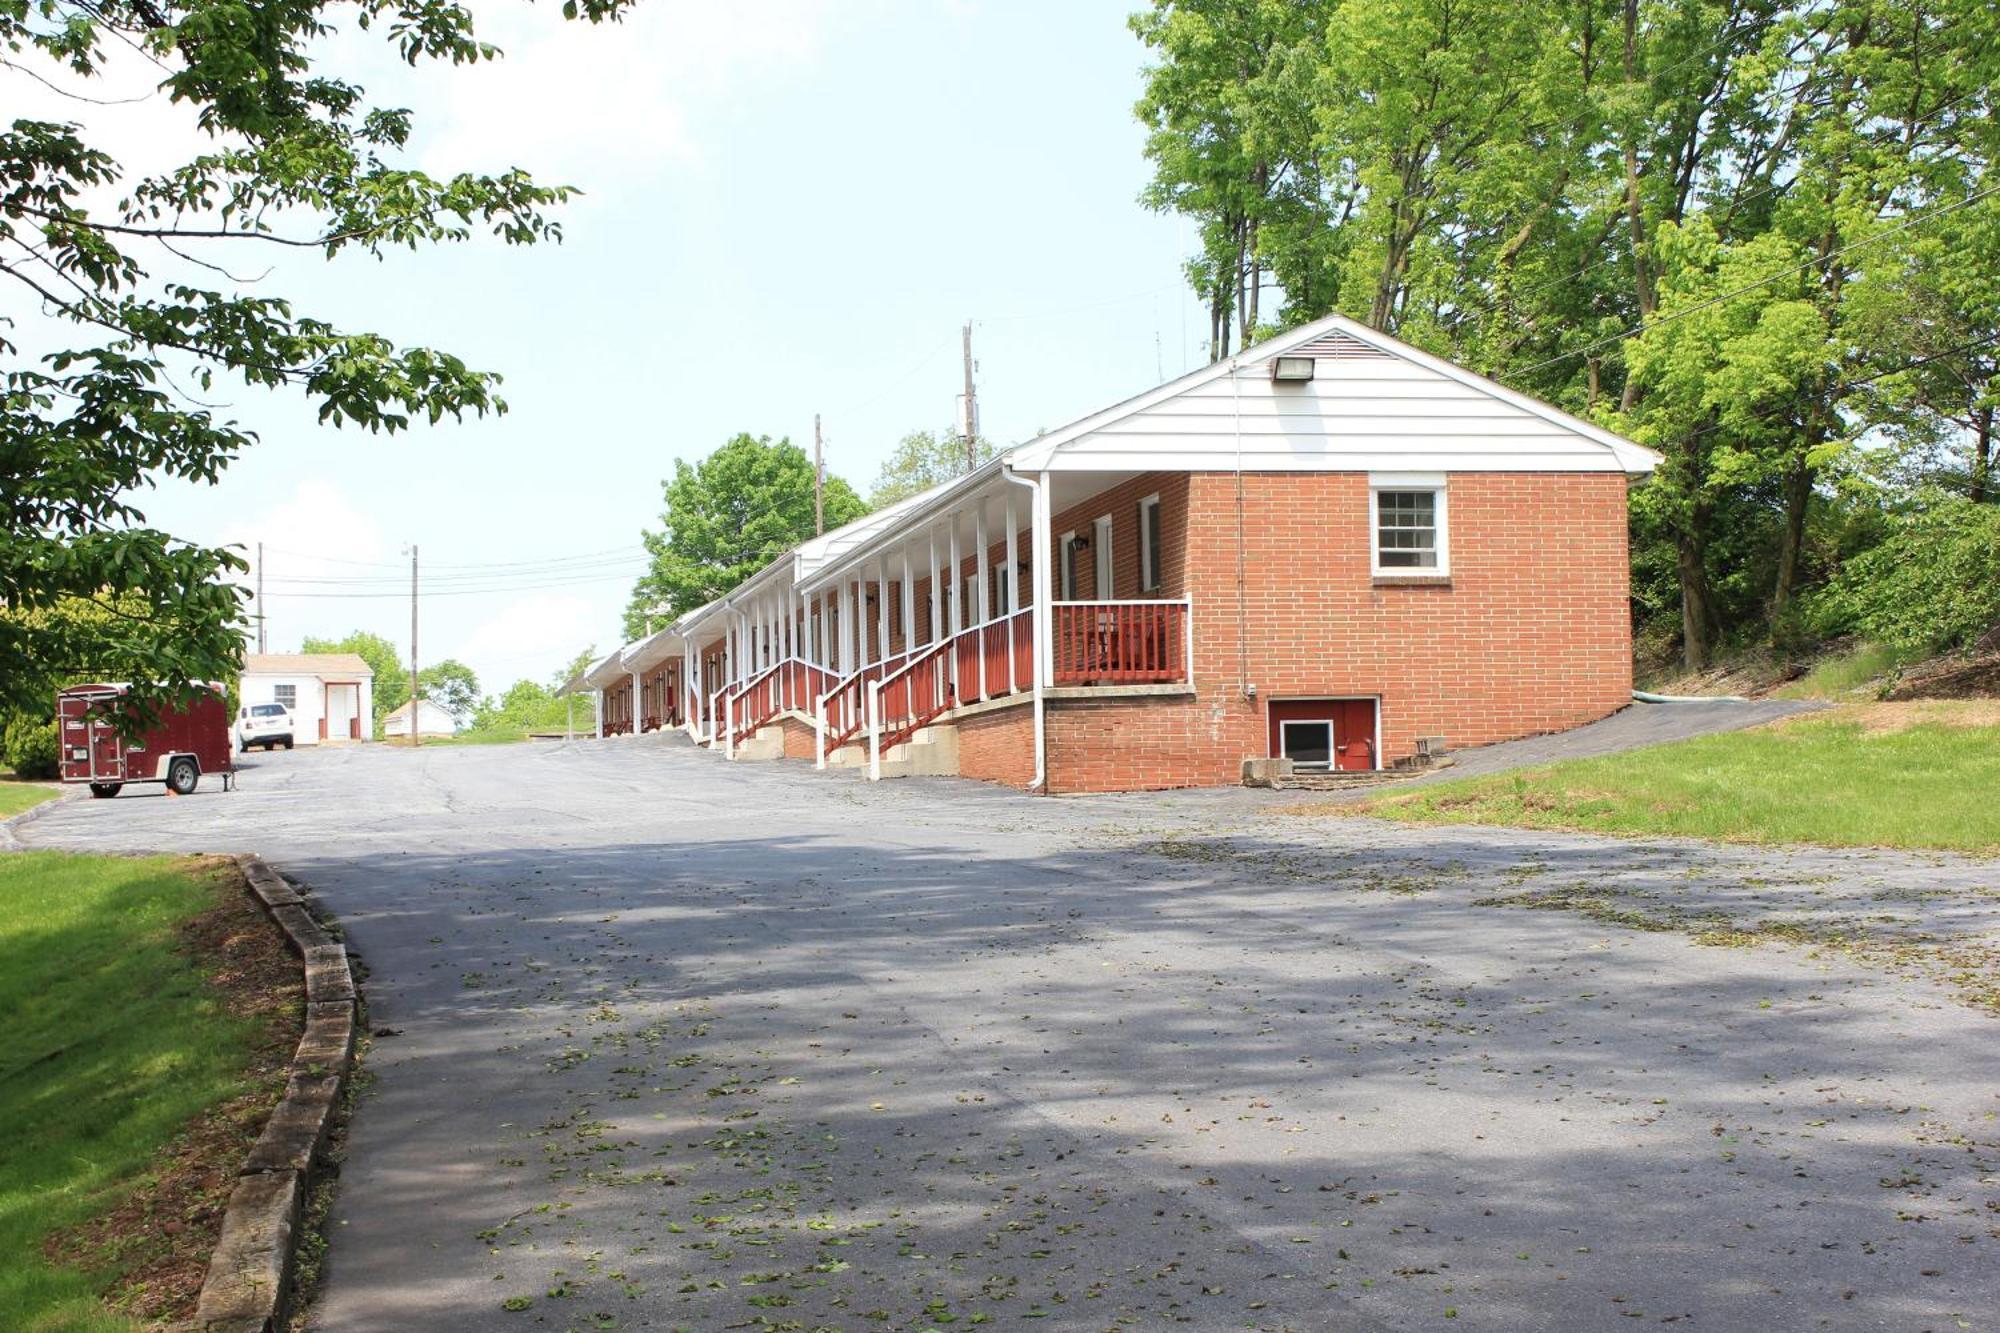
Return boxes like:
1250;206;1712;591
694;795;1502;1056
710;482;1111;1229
417;658;480;723
869;430;998;507
624;434;868;636
1;716;59;781
301;630;408;724
2;0;633;728
1134;0;2000;670
470;679;578;735
1818;494;2000;658
0;854;266;1329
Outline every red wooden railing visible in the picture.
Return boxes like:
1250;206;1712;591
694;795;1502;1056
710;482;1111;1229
868;608;1033;766
1051;600;1190;685
818;654;906;757
730;657;836;745
872;637;957;755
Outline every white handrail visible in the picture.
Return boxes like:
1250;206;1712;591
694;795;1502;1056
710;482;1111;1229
1049;598;1192;608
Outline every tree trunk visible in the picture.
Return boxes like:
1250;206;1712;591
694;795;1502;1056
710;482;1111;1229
1677;512;1714;671
1971;401;1993;504
1770;450;1813;625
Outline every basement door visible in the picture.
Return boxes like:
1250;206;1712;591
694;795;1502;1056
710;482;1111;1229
1267;698;1378;772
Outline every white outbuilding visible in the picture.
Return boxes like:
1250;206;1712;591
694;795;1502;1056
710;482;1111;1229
381;698;458;738
239;653;376;744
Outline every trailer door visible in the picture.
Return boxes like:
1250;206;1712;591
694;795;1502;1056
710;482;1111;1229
89;709;126;781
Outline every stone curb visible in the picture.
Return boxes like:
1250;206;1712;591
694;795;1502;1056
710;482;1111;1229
193;855;358;1333
0;782;84;851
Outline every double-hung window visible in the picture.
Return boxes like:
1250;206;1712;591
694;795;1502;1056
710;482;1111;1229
1371;476;1449;576
273;683;297;709
1059;532;1079;599
1138;494;1162;593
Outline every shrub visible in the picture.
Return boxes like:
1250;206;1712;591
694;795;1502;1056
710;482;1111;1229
2;714;60;780
1819;493;2000;659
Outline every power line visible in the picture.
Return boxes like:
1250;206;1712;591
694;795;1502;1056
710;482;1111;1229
259;571;642;600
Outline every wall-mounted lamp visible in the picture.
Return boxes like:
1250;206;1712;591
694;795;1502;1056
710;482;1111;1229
1269;355;1316;383
1073;533;1093;551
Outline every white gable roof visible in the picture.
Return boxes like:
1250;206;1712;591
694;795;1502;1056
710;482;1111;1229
1006;313;1658;476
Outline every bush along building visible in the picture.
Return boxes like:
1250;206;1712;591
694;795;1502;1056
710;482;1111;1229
566;314;1659;794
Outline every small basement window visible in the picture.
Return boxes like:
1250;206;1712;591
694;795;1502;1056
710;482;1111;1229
1278;720;1333;770
1371;478;1448;576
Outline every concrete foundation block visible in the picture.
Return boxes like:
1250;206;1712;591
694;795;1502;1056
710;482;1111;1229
195;1169;302;1330
1241;756;1294;788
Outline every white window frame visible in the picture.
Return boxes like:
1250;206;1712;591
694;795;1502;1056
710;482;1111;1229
1138;493;1162;593
1369;473;1449;578
1092;514;1113;598
272;682;297;709
1278;718;1335;771
1059;530;1078;599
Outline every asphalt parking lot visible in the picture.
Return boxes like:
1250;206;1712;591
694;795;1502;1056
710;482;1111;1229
21;735;2000;1331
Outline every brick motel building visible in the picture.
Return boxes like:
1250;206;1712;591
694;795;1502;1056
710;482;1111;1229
569;313;1660;794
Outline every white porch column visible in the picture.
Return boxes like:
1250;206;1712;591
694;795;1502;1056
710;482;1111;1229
843;579;858;673
1005;493;1020;693
948;513;963;696
593;688;603;738
928;526;941;648
974;501;991;702
876;554;890;665
901;546;914;658
1033;471;1054;685
632;669;643;731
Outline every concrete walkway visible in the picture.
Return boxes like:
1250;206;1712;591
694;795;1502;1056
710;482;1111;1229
21;736;1997;1332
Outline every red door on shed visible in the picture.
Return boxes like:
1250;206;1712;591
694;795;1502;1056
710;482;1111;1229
1267;698;1377;772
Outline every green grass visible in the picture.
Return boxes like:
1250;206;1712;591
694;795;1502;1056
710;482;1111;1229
1772;641;1899;699
1354;709;2000;854
0;776;59;820
0;854;263;1331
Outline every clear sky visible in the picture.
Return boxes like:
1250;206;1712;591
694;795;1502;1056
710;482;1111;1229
47;1;1214;693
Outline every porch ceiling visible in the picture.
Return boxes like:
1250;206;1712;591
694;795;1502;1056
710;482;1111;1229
799;467;1153;594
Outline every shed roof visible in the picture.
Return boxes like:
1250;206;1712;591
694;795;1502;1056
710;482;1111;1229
241;652;375;678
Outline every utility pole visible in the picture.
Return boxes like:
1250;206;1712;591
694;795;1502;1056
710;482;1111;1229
255;541;267;654
813;413;825;536
408;544;420;749
961;321;978;473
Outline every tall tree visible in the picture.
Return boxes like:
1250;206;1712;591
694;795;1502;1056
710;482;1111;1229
1;0;631;724
624;434;867;637
868;429;999;507
1135;0;1998;671
418;658;480;724
301;630;406;725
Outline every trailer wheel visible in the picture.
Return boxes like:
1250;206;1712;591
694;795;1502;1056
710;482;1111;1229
88;783;122;799
165;756;199;795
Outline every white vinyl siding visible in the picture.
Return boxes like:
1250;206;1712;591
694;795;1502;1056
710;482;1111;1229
1028;354;1635;474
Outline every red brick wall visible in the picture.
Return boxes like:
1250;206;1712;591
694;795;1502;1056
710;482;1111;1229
776;715;817;760
1035;471;1632;793
956;702;1036;788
